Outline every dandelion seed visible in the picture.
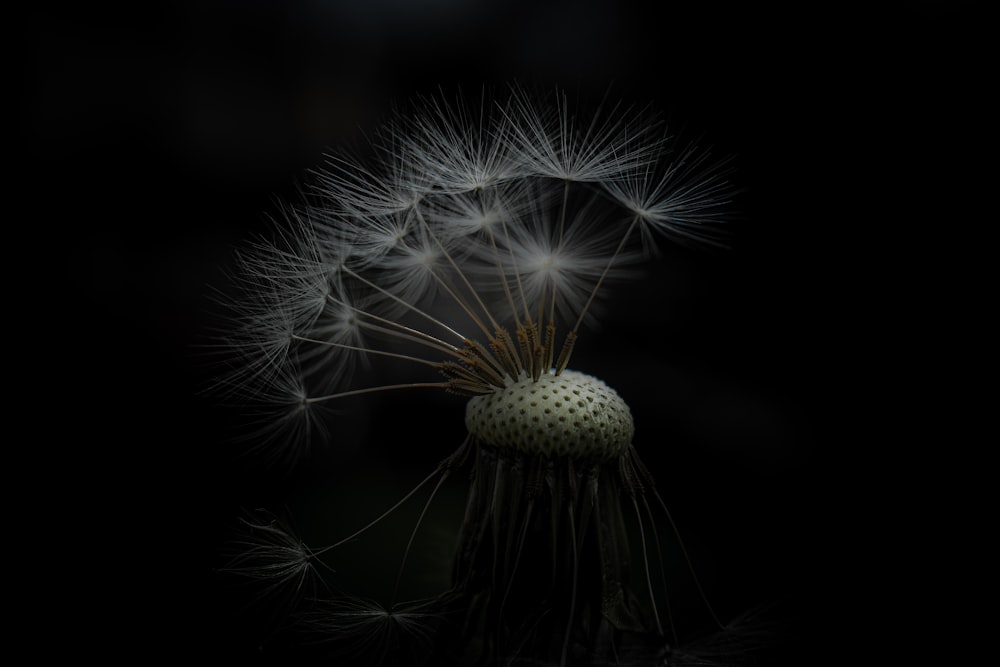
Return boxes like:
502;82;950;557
215;361;323;467
393;87;520;194
503;84;662;183
221;509;328;610
603;139;736;252
299;595;444;665
311;149;422;220
495;191;642;327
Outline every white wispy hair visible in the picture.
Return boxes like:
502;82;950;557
299;594;443;665
426;179;535;242
389;88;521;194
503;85;664;183
483;189;643;327
603;140;736;251
221;509;328;607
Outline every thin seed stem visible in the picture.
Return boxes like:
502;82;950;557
342;266;466;342
557;178;569;245
542;321;556;374
414;205;505;337
630;495;663;636
630;448;725;630
426;270;494;341
291;334;444;369
391;471;452;604
305;382;449;405
547;277;558;339
569;215;639;335
496;215;533;324
498;498;535;624
354;319;460;359
311;438;471;558
487;232;521;325
641;494;678;645
559;502;579;667
311;465;450;552
651;488;725;630
326;291;460;355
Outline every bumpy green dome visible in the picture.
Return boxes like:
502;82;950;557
465;370;634;461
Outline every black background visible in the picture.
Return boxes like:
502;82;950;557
18;1;986;663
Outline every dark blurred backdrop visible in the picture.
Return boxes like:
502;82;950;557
18;1;985;663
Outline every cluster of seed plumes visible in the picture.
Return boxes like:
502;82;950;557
219;85;730;467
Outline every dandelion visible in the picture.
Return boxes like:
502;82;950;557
215;85;765;665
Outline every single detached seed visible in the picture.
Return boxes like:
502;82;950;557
465;369;634;461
